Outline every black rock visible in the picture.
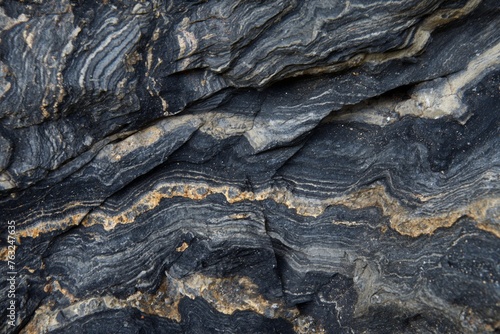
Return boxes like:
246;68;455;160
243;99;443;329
0;0;499;333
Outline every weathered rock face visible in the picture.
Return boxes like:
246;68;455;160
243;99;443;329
0;0;499;333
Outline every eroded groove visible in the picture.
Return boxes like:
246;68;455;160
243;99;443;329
1;0;499;333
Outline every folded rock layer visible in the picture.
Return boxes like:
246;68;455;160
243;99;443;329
0;0;499;333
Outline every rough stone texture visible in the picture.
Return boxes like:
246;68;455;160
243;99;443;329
0;0;499;333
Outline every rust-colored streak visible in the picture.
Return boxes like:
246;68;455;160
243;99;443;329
21;273;324;333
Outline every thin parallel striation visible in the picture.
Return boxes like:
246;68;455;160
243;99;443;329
0;0;499;333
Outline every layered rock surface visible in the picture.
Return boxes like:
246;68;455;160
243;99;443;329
0;0;499;333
